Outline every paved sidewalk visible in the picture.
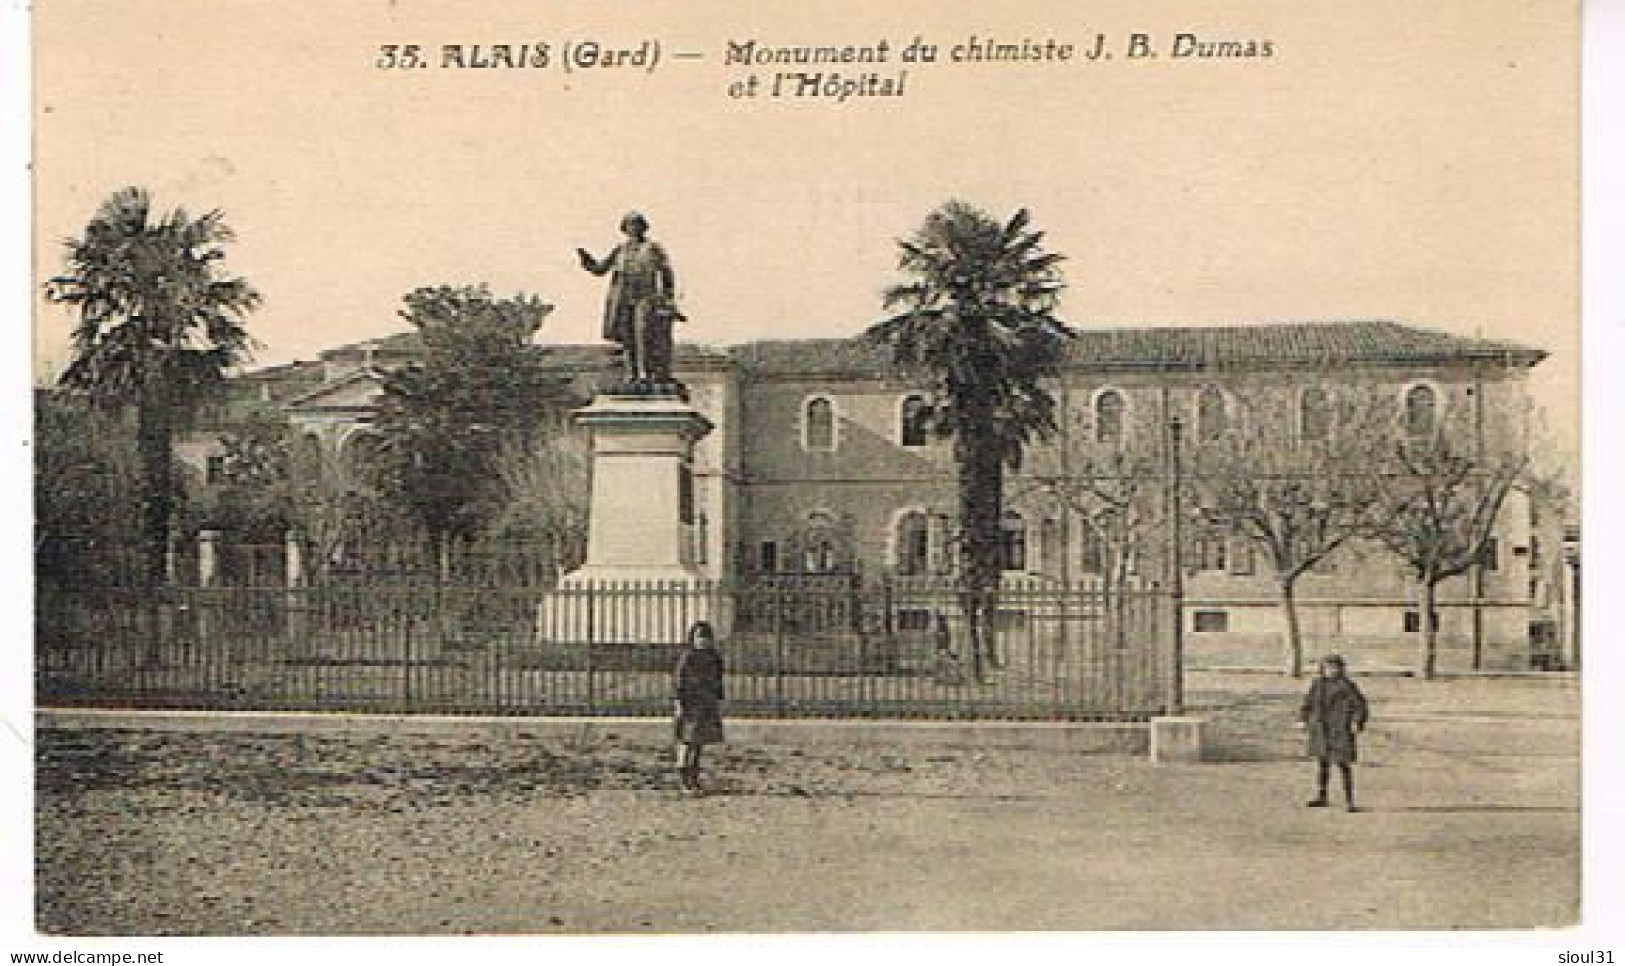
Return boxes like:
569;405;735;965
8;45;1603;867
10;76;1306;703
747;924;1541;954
34;674;1579;933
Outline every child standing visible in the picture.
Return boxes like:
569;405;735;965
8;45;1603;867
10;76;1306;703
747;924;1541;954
930;612;963;685
673;621;725;794
1298;654;1370;812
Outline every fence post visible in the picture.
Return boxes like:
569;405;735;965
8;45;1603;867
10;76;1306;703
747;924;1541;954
197;529;220;672
584;582;597;714
851;576;868;701
164;529;180;586
402;595;415;712
1165;415;1187;717
198;529;219;586
284;529;306;658
882;576;896;648
774;582;787;714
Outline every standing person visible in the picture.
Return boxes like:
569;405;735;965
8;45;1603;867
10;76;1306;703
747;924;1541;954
1298;654;1370;812
931;612;963;685
673;621;725;794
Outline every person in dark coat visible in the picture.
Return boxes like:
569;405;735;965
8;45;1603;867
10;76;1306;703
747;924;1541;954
930;612;963;685
673;621;725;793
1298;654;1370;811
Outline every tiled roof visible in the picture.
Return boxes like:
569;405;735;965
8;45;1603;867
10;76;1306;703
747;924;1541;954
318;331;423;358
1064;320;1543;369
258;319;1543;383
730;320;1546;376
233;359;326;381
317;332;731;370
728;338;888;376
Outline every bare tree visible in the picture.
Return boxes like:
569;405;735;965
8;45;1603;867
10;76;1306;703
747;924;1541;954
1366;434;1526;679
1026;440;1162;648
488;414;591;582
1185;382;1389;677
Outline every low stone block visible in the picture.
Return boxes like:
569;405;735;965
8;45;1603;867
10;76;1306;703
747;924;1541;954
1149;715;1206;764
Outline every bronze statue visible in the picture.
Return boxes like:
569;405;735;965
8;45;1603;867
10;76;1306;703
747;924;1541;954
577;212;682;385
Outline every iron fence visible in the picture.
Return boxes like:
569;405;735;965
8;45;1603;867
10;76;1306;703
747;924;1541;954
36;577;1177;721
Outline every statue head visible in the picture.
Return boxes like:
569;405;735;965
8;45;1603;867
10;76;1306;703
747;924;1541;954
620;211;649;238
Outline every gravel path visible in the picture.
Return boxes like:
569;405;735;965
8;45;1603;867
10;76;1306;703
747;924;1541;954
36;675;1580;934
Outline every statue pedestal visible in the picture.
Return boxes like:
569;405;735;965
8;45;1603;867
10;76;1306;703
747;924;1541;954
536;392;728;644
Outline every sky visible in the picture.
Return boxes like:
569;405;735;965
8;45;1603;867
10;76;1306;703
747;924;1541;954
30;0;1579;454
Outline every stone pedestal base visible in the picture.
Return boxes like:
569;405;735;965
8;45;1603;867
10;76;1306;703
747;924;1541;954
536;575;731;645
535;390;722;645
1149;716;1206;764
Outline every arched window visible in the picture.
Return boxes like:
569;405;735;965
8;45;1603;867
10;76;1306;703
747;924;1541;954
1094;389;1125;446
296;432;324;480
899;394;930;448
804;540;835;573
896;510;929;576
804;509;840;573
927;513;951;575
1080;523;1106;576
1000;511;1027;572
803;396;836;452
1300;385;1332;442
1039;518;1063;576
1196;537;1229;573
1403;384;1437;439
1196;386;1228;442
340;430;387;492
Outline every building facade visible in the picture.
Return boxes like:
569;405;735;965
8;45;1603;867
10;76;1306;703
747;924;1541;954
183;319;1558;671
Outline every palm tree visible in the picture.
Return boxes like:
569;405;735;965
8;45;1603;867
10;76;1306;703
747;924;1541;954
45;187;261;587
865;201;1070;680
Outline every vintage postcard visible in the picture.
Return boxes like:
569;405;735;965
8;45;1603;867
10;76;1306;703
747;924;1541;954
16;0;1599;952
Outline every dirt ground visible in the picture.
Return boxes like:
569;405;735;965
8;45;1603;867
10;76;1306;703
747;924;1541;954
34;672;1580;934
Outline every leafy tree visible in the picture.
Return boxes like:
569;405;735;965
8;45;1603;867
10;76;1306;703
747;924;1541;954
186;413;295;543
1367;434;1525;679
34;391;146;587
370;284;577;574
865;202;1070;680
44;187;260;587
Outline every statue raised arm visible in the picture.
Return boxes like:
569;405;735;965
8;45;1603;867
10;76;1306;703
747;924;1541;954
577;211;681;386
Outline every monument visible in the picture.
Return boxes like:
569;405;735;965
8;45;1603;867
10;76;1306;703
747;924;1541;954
575;210;685;388
538;213;726;644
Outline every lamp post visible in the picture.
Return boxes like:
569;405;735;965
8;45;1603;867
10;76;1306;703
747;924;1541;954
1562;527;1581;670
1166;415;1186;715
